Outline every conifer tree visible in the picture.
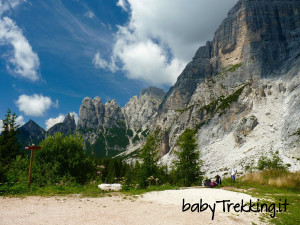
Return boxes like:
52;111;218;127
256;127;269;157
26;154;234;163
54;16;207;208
173;128;203;186
138;134;159;187
0;109;21;182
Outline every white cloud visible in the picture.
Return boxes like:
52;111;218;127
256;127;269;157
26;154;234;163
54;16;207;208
16;115;25;126
0;17;40;81
93;51;117;72
116;0;128;12
97;0;238;86
16;94;56;117
45;112;79;130
45;114;64;130
84;11;95;19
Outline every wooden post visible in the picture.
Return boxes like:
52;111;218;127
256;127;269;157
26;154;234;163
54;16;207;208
25;145;41;186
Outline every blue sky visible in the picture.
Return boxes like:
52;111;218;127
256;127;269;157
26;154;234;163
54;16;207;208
0;0;237;130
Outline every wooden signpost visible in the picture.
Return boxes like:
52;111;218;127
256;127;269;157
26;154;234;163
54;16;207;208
25;145;41;186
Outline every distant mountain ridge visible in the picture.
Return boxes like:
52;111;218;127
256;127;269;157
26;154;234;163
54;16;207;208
18;86;165;157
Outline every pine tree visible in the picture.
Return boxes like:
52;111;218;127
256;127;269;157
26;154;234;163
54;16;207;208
173;128;203;186
0;109;21;182
138;134;159;188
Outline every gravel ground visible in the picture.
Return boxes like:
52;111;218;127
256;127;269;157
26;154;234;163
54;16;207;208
0;188;264;225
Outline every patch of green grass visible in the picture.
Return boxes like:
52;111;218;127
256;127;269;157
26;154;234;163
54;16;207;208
217;84;246;116
215;63;242;78
175;104;195;114
0;182;105;197
223;170;300;225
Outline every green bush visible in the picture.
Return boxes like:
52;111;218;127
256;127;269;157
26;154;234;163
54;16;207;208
257;151;287;171
33;133;95;185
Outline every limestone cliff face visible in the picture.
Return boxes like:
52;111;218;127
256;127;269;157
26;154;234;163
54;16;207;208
123;86;165;131
76;87;165;157
77;97;103;130
152;0;300;176
159;0;300;113
104;100;124;128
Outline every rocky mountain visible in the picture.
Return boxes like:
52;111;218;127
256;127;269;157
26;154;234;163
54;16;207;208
47;113;76;136
18;113;76;148
76;87;165;157
152;0;300;176
16;0;300;176
17;120;46;148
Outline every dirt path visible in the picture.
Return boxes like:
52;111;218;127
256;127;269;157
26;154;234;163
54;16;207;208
0;188;264;225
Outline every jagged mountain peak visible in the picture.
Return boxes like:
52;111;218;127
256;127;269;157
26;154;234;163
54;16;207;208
47;113;76;136
140;86;165;99
22;119;45;132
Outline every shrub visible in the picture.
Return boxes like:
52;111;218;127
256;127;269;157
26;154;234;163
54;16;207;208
257;151;287;171
33;133;95;185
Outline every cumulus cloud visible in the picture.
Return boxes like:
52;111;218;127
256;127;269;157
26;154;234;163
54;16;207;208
0;17;40;81
85;11;95;19
16;94;57;117
100;0;238;85
45;112;79;130
0;0;40;81
45;114;64;130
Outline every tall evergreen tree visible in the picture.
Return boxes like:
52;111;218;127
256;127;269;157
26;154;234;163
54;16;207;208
138;134;159;187
173;128;203;187
0;109;21;182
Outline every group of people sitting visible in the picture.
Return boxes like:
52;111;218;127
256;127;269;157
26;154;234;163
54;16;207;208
204;169;237;188
204;174;222;188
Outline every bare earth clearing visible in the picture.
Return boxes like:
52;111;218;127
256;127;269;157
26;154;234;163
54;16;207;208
0;188;265;225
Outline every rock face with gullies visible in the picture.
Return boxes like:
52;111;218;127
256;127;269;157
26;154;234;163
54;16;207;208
150;0;300;176
77;97;103;130
159;0;300;113
123;86;165;131
104;99;124;128
76;97;130;157
47;113;76;136
75;86;165;157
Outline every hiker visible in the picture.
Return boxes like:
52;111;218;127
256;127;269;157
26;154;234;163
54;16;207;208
215;175;221;186
231;168;236;184
204;179;211;187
